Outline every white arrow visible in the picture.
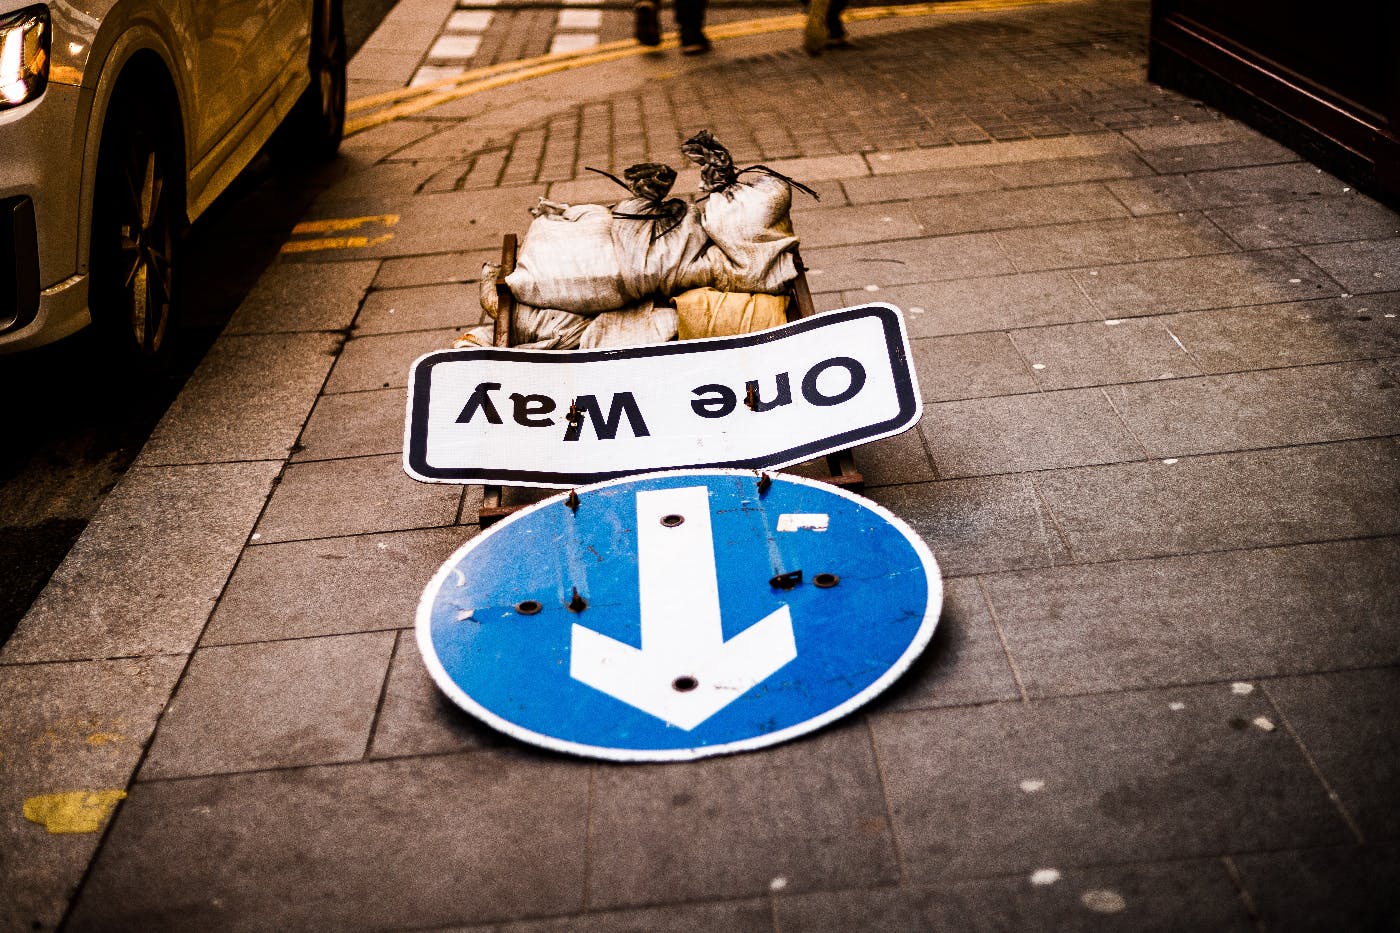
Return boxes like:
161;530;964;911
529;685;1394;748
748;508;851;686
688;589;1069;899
569;485;798;730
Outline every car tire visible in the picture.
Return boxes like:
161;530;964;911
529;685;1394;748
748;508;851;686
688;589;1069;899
275;0;347;163
90;87;184;362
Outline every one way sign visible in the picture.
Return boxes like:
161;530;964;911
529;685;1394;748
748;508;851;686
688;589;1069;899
403;304;920;487
417;470;942;761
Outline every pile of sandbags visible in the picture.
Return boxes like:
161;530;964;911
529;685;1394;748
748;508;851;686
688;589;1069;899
455;132;815;351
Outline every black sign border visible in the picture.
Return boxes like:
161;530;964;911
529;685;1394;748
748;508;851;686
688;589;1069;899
406;303;919;486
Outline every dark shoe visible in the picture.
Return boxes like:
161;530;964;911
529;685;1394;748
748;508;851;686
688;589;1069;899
634;0;661;46
680;35;711;55
825;34;857;49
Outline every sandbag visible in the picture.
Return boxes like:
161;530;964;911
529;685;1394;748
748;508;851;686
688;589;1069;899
673;288;789;340
504;202;627;314
612;197;714;299
451;303;591;350
585;163;714;301
679;130;816;294
699;172;799;293
579;300;679;349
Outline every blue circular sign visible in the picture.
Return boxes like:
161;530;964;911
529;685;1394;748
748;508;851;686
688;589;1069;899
417;469;942;761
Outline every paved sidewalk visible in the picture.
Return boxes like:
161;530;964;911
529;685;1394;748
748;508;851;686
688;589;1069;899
4;0;1400;929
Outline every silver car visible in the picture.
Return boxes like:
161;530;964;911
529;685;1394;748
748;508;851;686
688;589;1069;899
0;0;345;357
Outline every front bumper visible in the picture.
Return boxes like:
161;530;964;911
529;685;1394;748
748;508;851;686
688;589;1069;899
0;80;91;353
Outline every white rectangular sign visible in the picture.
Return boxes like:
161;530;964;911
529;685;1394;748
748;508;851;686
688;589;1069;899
404;303;921;487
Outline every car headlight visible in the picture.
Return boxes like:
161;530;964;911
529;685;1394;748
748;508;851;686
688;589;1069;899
0;5;49;109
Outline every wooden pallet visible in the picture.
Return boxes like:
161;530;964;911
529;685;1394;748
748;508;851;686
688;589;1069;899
479;234;863;526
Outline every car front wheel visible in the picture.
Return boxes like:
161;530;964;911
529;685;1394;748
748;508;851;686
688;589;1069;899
90;90;183;360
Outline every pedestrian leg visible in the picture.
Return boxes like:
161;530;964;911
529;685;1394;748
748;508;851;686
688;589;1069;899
675;0;711;54
826;0;854;47
634;0;661;46
803;0;831;55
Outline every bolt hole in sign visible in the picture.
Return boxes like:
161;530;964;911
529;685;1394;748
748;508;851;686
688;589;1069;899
404;303;920;487
417;470;942;761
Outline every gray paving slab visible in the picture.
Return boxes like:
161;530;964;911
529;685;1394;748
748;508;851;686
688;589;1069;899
870;684;1353;882
374;249;500;289
763;153;870;184
1072;249;1342;317
337;117;445;164
587;724;897;909
1132;137;1300;174
344;46;419;87
800;232;1014;292
1165;294;1400;373
841;166;1006;205
204;527;467;645
312;158;451;204
867;135;1130;174
68;752;590;931
909;332;1038;402
2;462;280;662
141;632;395;779
292;387;404;462
1267;667;1400;841
225;260;379;335
912;183;1129;237
919;389;1143;479
866;476;1070;576
980;537;1400;697
1010;317;1200;389
447;898;776;933
1121;121;1265;150
995;213;1236;274
354;282;481;335
369;629;508;758
293;187;550;259
851;271;1103;338
135;332;341;466
848;427;938;487
1106;163;1338;216
1231;844;1400;932
985;152;1156;188
324;328;463;393
253;453;464;544
355;18;440;53
1032;438;1400;563
1205;195;1400;250
1301;237;1400;294
789;202;925;250
773;859;1251;932
0;656;183;932
1107;361;1400;457
875;576;1022;712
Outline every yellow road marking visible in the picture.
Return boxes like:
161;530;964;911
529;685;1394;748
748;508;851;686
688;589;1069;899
23;790;127;834
291;214;400;235
345;0;1076;136
280;233;396;253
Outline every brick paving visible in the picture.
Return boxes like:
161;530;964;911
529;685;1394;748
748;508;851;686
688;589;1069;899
435;0;1215;189
3;0;1400;929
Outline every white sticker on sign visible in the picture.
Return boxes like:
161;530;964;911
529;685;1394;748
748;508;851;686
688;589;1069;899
403;304;920;487
777;513;830;532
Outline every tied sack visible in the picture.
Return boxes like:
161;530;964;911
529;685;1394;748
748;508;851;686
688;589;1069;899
699;172;799;293
578;299;680;349
680;130;817;294
591;164;713;300
673;288;789;340
504;201;627;314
